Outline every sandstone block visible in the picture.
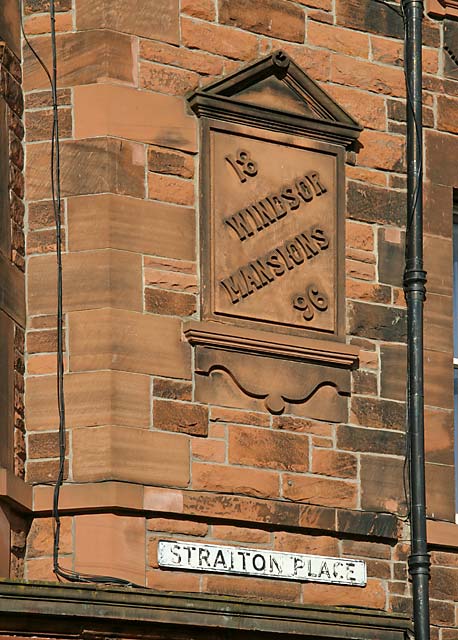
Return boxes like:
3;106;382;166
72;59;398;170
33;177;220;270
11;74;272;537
148;146;194;179
181;17;259;61
308;21;369;57
311;448;357;479
75;514;146;586
218;0;305;42
73;84;197;152
68;194;195;260
140;61;199;96
69;308;191;378
145;288;196;317
357;129;405;172
282;474;358;508
347;181;405;226
28;250;143;315
331;53;405;97
229;426;309;472
192;462;279;499
24;30;135;91
26;370;151;431
360;455;406;514
72;426;190;486
76;0;179;43
27;516;72;559
27;138;145;201
154;400;208;436
181;0;216;20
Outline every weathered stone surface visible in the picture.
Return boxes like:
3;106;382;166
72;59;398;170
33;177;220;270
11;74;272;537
0;311;14;469
72;426;190;486
424;293;453;354
68;194;195;260
28;250;143;315
153;379;192;402
148;146;194;179
24;30;135;91
424;182;452;238
425;130;458;187
0;0;21;57
337;510;398;539
76;0;179;43
219;0;304;42
192;463;279;499
154;400;208;436
337;424;405;456
145;288;196;317
27;138;145;201
26;370;151;431
283;474;358;509
348;300;406;342
424;233;452;296
426;463;455;521
377;227;404;287
425;407;454;466
229;426;309;472
75;514;146;586
69;308;191;379
181;16;259;61
0;251;25;326
360;455;406;514
73;84;196;152
347;181;405;226
350;396;405;431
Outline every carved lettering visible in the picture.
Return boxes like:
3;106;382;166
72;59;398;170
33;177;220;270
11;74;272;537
220;226;330;304
224;170;327;241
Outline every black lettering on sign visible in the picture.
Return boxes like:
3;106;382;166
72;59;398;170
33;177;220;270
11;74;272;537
220;227;330;304
224;170;328;241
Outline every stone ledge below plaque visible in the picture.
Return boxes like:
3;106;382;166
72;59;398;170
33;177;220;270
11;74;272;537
183;321;359;420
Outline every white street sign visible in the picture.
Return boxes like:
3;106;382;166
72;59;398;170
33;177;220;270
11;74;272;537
158;540;367;587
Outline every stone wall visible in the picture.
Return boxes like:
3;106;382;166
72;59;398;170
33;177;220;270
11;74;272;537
9;0;458;637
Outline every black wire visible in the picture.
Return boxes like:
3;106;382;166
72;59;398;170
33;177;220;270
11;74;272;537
22;2;141;589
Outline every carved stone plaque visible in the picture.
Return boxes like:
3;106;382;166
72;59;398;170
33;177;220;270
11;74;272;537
202;121;344;339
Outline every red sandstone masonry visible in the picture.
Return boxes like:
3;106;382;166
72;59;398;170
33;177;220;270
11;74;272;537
12;0;458;627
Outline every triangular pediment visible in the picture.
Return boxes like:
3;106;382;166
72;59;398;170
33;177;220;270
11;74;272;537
188;50;362;147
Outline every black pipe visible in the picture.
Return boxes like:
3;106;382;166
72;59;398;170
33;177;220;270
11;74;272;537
401;1;430;640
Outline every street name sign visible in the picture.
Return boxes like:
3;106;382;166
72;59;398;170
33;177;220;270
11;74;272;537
158;540;367;587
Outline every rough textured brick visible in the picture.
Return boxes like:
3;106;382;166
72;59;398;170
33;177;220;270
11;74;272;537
308;22;368;57
24;30;135;91
273;531;338;555
145;288;196;317
338;424;405;456
283;475;358;509
312;449;357;479
148;173;194;206
360;455;406;514
182;0;216;20
27;138;145;201
203;573;300;602
229;426;309;472
148;146;194;179
27;517;72;558
346;280;391;304
357;130;405;172
191;463;279;498
351;396;405;431
146;517;208;536
140;40;224;76
181;17;259;60
377;227;404;286
140;61;199;96
76;0;180;43
154;400;208;436
331;54;405;97
347;181;405;226
219;0;305;42
153;378;192;402
348;300;406;342
302;578;385;609
211;524;270;544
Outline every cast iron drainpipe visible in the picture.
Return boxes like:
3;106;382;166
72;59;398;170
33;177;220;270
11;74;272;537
401;1;430;639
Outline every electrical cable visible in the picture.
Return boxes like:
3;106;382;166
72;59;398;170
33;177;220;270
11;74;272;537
22;1;142;589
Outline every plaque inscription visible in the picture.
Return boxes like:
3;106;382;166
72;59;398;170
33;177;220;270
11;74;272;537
204;121;343;338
